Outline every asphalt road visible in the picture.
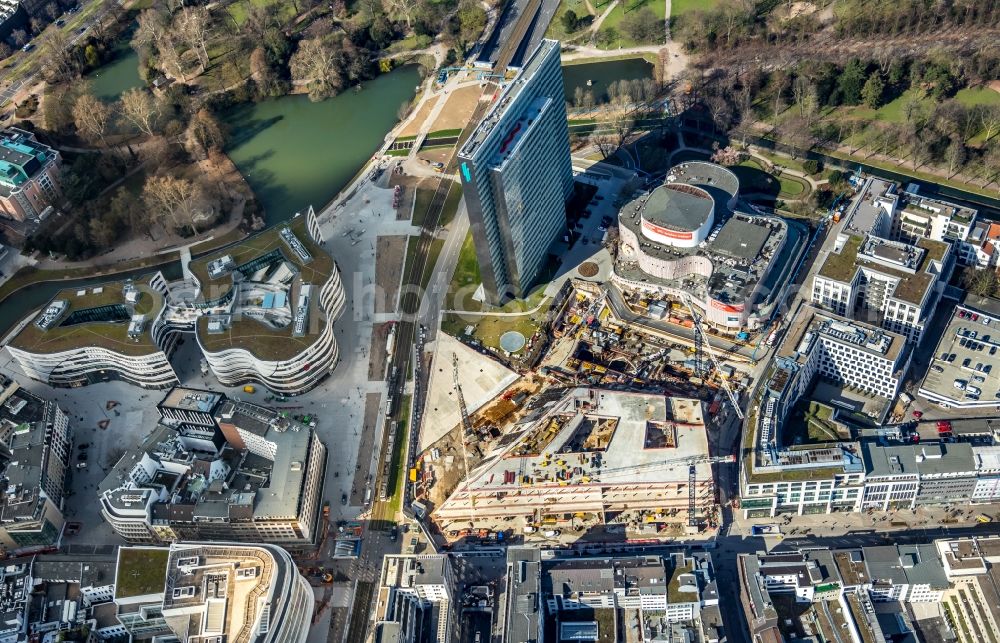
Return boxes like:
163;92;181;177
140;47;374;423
0;0;121;107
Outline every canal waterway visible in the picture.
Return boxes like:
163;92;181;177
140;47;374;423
221;64;422;226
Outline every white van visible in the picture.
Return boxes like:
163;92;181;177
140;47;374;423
954;379;967;390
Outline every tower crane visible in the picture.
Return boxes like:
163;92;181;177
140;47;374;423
452;353;477;526
681;295;745;421
596;452;736;528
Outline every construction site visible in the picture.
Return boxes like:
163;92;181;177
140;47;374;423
415;284;744;545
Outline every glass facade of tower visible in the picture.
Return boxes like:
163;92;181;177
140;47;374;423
459;39;573;303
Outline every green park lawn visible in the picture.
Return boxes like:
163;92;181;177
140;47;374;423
597;0;666;48
670;0;721;16
546;0;596;39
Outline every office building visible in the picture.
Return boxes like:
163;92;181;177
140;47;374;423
24;554;120;642
816;177;955;344
373;555;456;643
433;388;717;536
502;548;723;643
7;274;180;390
459;39;573;303
0;128;61;221
0;560;30;643
8;211;346;396
0;376;71;551
739;544;949;643
113;543;312;643
918;296;1000;409
860;441;978;510
182;212;346;395
614;161;802;331
99;397;326;549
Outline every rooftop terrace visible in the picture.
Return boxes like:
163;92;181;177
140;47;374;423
188;216;337;361
9;275;166;356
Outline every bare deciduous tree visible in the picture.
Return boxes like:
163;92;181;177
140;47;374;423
383;0;417;30
39;29;74;81
174;7;212;71
142;175;206;236
119;88;161;137
290;37;342;101
72;93;113;147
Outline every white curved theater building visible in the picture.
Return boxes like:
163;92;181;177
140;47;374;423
6;210;346;395
613;161;791;331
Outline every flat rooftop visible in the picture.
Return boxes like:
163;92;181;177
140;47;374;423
464;388;710;493
666;161;740;204
159;387;225;414
842;177;896;237
617;207;788;308
777;305;906;367
629;183;714;233
187;216;337;361
918;300;1000;407
116;547;170;599
462;39;559;159
818;234;948;305
9;275;166;356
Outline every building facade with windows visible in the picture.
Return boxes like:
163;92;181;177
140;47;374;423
0;376;71;551
811;233;950;344
458;39;573;303
99;396;326;550
7;274;180;390
374;555;457;643
0;128;61;221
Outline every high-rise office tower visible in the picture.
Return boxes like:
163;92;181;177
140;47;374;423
458;39;573;304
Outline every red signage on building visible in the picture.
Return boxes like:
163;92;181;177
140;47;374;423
642;219;694;241
711;300;745;313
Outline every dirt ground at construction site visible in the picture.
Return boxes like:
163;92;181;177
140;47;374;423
419;376;545;509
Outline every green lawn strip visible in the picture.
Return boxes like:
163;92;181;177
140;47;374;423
437;181;463;227
386;394;411;516
0;254;181;309
561;52;658;66
951;597;973;643
441;311;543;351
419;144;455;151
670;0;721;17
597;0;666;48
402;235;419;285
410;186;436;227
385;148;410;157
818;146;1000;200
395;134;418;142
427;128;463;138
447;231;481;310
421;239;445;290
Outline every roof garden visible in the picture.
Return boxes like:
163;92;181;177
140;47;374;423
666;559;695;604
116;547;169;598
9;276;166;356
818;233;947;305
190;216;337;360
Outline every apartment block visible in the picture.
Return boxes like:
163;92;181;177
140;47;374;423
459;39;573;303
0;128;61;222
374;555;456;643
0;376;71;551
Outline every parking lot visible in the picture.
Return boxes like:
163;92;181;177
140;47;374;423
916;300;1000;410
